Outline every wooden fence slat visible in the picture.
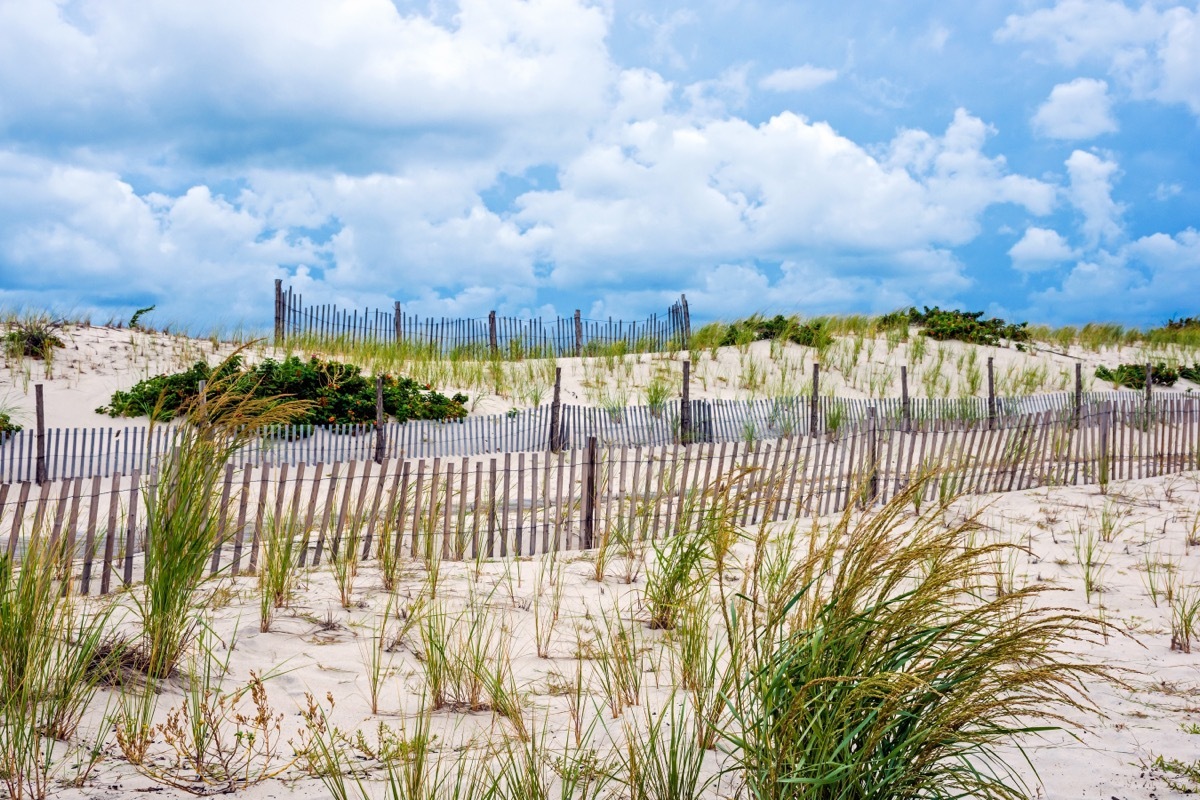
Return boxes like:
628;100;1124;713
80;476;101;594
122;470;140;586
231;467;253;576
100;473;121;595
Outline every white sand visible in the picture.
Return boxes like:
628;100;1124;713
3;323;1200;798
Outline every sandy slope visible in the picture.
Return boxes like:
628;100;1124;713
3;323;1199;431
3;323;1200;798
44;474;1200;799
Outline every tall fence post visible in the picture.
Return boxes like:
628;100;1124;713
680;360;692;444
489;311;498;356
273;278;284;344
810;363;820;436
987;357;996;430
1098;403;1111;489
867;406;878;506
680;294;691;349
393;302;402;344
583;436;598;550
1145;362;1153;412
900;365;910;432
1080;364;1089;431
198;380;208;427
549;368;563;452
574;310;583;357
35;384;46;485
374;376;386;464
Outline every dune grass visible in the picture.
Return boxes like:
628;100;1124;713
0;531;120;800
137;352;310;680
720;478;1108;800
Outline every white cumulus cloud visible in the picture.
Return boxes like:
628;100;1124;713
516;106;1054;297
1009;227;1077;271
999;1;1200;117
1065;149;1124;246
1033;78;1118;139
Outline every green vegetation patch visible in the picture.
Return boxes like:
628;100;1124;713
1095;362;1192;389
0;411;21;435
3;317;65;359
879;306;1031;348
1163;316;1200;331
717;314;832;348
97;355;469;425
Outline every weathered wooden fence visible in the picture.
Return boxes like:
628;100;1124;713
4;396;1199;594
274;280;691;356
0;390;1164;484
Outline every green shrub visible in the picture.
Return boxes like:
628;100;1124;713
1095;362;1179;390
97;359;228;420
0;411;20;435
878;306;1030;347
97;355;469;425
719;314;832;349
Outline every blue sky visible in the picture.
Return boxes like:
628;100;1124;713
0;0;1197;331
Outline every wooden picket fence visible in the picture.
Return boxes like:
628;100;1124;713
274;280;691;356
0;390;1149;484
4;395;1199;595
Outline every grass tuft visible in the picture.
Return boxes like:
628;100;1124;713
722;478;1109;800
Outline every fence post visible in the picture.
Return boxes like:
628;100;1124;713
549;368;563;452
1098;403;1110;490
489;311;498;356
987;357;996;430
1145;362;1152;411
867;406;878;505
680;360;692;445
680;294;691;349
1080;364;1089;431
198;380;208;427
35;384;46;485
810;363;820;437
273;278;284;345
583;436;598;550
574;310;583;357
374;376;386;464
900;365;910;432
393;302;402;344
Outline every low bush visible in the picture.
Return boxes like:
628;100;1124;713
97;355;469;425
719;314;832;349
879;306;1030;347
0;411;19;435
1095;362;1180;389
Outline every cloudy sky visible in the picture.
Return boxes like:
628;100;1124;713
0;0;1197;330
